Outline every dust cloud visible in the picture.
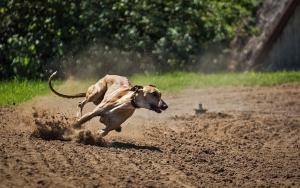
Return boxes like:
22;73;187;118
49;42;156;80
29;105;107;147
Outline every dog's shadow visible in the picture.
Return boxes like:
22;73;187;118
109;142;163;152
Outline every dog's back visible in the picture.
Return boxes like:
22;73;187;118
97;75;132;102
101;75;133;96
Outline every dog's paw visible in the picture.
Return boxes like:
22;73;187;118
73;121;82;129
76;111;82;119
96;129;108;137
115;126;122;132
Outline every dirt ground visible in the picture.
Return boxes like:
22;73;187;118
0;83;300;187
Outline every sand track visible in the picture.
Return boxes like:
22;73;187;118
0;83;300;187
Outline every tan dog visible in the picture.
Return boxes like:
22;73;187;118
48;71;168;136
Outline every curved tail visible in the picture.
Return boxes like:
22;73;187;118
48;71;86;99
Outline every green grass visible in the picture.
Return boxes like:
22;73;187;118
0;79;62;106
0;71;299;106
130;71;300;92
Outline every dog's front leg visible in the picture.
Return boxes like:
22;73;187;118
73;108;103;129
97;109;135;137
97;124;118;137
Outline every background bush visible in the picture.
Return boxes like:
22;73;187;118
0;0;261;80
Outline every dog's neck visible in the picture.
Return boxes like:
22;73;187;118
130;91;141;108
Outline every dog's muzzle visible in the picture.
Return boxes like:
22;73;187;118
151;100;168;113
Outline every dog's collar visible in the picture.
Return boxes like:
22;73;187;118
130;91;141;109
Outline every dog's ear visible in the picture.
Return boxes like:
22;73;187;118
149;84;156;88
131;85;143;91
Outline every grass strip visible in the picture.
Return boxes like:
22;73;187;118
0;79;61;106
130;71;300;92
0;71;299;106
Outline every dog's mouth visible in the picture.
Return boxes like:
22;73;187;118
150;105;162;113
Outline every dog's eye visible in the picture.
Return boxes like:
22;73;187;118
151;92;157;97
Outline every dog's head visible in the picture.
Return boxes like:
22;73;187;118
132;84;168;113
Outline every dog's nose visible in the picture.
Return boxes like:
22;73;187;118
161;103;168;110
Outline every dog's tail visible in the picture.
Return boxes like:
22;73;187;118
48;71;86;98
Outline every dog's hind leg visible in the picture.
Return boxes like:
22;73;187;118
76;80;106;119
77;99;88;119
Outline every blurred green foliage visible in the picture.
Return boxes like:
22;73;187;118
0;0;261;80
